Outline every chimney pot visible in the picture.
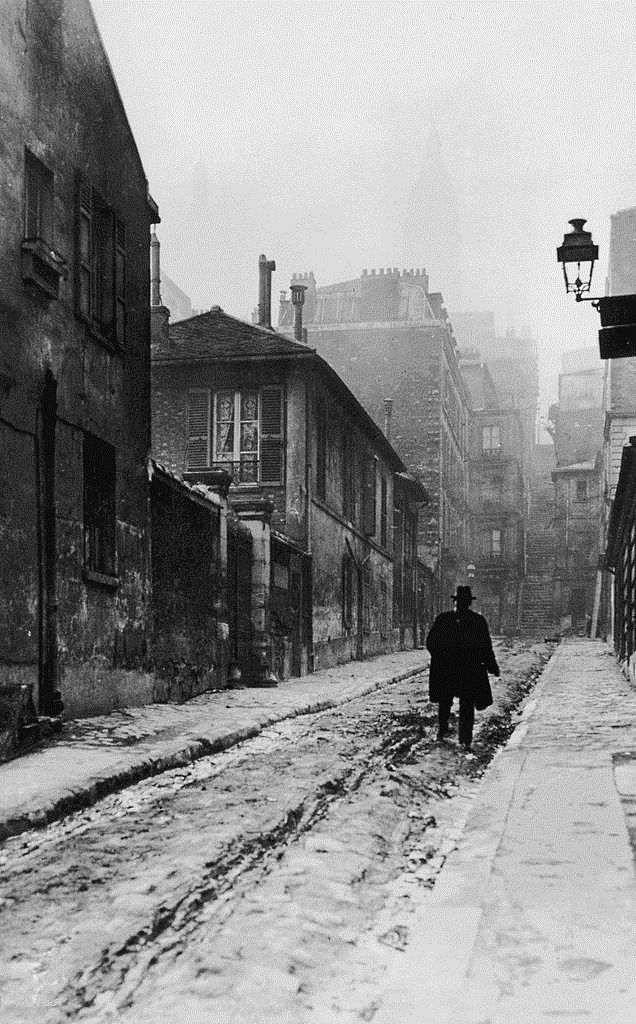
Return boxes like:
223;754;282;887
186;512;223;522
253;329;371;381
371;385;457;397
371;268;376;276
150;230;162;307
383;399;393;441
290;282;307;343
258;254;276;328
362;269;367;277
379;268;385;276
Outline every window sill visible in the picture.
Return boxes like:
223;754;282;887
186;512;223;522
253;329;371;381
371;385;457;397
83;569;119;589
78;316;124;355
22;238;66;300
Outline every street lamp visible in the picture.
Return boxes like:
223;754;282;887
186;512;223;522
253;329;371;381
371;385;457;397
557;218;636;358
556;219;598;301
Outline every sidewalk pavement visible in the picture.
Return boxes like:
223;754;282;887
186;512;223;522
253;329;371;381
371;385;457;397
0;648;429;844
375;638;636;1024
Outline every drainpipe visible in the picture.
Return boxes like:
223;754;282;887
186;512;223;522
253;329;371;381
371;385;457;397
40;367;63;716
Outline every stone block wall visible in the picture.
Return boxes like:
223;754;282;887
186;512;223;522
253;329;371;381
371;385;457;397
1;0;155;720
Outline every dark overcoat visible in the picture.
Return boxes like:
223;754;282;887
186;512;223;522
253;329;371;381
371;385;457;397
426;608;499;709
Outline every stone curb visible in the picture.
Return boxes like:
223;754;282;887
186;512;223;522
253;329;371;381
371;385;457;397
0;660;428;845
373;645;566;1024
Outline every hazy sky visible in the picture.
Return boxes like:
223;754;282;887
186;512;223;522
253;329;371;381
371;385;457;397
92;0;636;387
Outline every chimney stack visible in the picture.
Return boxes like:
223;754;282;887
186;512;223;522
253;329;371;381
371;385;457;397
150;230;162;306
150;229;170;348
258;254;276;329
383;399;393;441
290;282;307;344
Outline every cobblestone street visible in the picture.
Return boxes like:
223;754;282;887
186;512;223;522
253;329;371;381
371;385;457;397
0;640;552;1023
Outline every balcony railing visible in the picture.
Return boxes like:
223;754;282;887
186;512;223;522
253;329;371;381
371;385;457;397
212;460;260;484
479;446;508;459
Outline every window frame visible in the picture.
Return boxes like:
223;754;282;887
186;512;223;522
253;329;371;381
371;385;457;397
24;149;54;244
76;178;126;349
490;527;502;559
186;387;284;486
380;474;388;549
482;424;502;454
316;399;328;502
213;389;260;485
83;433;117;580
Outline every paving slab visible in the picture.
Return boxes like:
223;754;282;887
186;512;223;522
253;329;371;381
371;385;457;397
0;648;429;843
374;639;636;1024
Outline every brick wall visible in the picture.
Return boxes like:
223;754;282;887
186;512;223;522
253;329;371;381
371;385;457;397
306;323;469;599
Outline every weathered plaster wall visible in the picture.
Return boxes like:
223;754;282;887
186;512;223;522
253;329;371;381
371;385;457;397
150;475;229;699
1;0;153;718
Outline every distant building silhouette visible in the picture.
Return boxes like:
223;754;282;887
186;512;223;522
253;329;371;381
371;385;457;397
402;123;463;309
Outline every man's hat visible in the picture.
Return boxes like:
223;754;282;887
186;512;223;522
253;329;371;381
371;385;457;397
452;585;474;603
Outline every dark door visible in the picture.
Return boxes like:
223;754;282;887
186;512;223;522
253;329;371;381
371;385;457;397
227;525;252;679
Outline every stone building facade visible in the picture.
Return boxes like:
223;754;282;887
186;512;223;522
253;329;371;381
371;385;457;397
451;314;539;479
459;354;525;633
598;207;636;639
152;261;425;680
0;0;159;732
548;360;603;632
278;267;468;614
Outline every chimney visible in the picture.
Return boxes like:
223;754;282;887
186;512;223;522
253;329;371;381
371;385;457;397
258;254;276;328
150;231;161;306
383;398;393;441
290;282;307;343
150;229;170;348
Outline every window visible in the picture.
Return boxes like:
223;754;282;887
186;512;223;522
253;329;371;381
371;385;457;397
362;456;377;537
342;433;355;521
482;425;501;454
576;478;588;501
316;400;327;502
380;475;388;548
22;150;66;298
490;528;502;559
186;387;284;485
342;554;354;632
83;433;116;577
24;150;53;243
77;180;126;347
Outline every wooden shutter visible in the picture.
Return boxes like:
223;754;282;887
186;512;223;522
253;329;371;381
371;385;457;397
362;456;377;536
260;386;284;484
115;218;126;346
78;181;92;319
187;389;211;469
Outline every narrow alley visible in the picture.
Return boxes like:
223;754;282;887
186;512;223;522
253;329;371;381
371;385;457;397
0;641;551;1023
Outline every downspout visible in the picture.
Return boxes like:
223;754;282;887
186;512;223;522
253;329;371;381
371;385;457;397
305;378;314;671
40;367;63;716
346;536;368;661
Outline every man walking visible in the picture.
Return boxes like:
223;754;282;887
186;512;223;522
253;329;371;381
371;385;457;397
426;586;500;751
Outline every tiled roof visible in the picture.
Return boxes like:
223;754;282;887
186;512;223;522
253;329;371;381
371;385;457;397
151;308;407;472
152;308;313;363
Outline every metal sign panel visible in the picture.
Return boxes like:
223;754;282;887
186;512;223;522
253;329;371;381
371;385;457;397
598;325;636;360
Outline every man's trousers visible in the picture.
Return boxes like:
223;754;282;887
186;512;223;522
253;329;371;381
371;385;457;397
438;693;475;747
